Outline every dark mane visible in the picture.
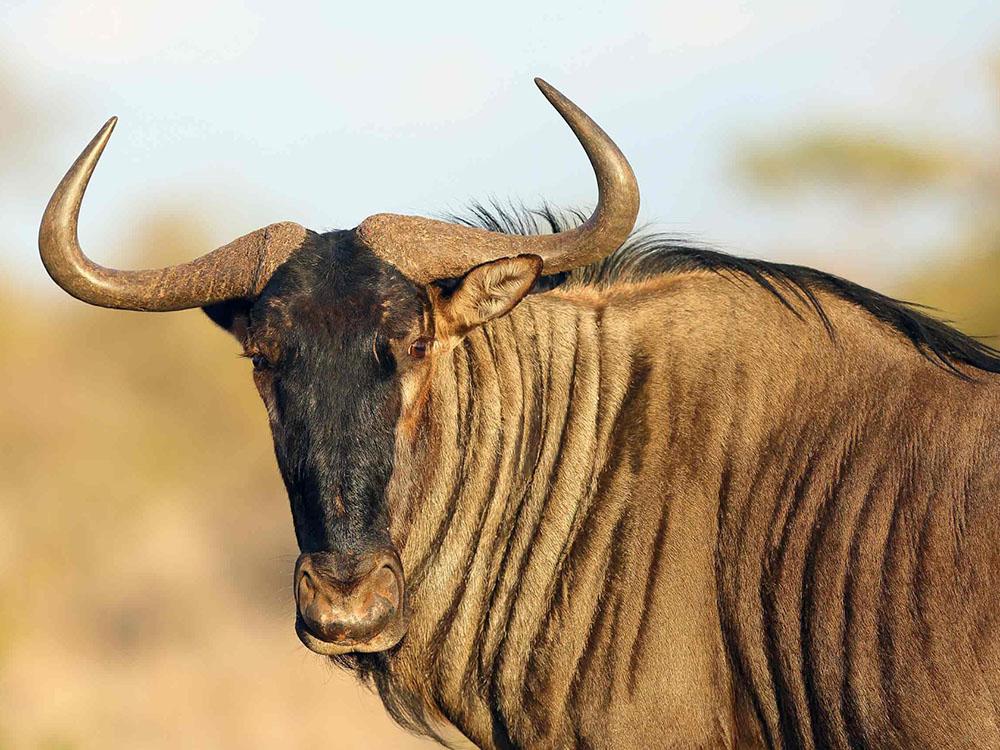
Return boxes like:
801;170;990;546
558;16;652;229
449;202;1000;379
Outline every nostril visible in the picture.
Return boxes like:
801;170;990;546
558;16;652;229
368;564;400;610
296;568;316;609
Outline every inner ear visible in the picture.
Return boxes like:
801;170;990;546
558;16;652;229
203;298;253;344
432;254;543;338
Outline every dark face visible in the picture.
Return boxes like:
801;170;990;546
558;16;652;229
208;231;427;655
205;230;544;656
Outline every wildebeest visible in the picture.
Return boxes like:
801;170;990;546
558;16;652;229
39;79;1000;748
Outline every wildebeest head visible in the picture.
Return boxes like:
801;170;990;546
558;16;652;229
37;79;639;655
203;234;543;655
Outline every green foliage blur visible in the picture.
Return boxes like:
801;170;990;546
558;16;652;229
738;56;1000;340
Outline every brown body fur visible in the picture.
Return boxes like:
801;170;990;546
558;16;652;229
380;269;1000;748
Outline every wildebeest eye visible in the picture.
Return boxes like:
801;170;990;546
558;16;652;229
250;353;271;372
408;337;432;359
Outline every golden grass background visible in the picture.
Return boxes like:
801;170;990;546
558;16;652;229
0;219;434;748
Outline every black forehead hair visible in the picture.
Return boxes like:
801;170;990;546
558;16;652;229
240;231;426;555
250;230;425;345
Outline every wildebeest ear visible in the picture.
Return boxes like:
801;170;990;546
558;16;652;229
432;254;543;338
202;298;252;344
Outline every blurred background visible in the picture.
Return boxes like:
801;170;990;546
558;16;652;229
2;0;1000;747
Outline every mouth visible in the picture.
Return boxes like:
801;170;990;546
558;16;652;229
294;614;405;656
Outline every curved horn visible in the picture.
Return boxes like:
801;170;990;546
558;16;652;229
39;117;307;311
355;78;640;284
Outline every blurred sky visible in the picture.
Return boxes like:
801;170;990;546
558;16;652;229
3;0;1000;295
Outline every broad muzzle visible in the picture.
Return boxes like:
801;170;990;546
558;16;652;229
293;549;406;655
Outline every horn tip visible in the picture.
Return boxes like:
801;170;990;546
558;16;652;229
534;77;555;95
92;116;118;149
534;78;571;112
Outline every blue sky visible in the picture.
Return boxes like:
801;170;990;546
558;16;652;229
3;0;999;297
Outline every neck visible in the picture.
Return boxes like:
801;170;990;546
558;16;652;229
384;283;741;746
390;293;599;740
